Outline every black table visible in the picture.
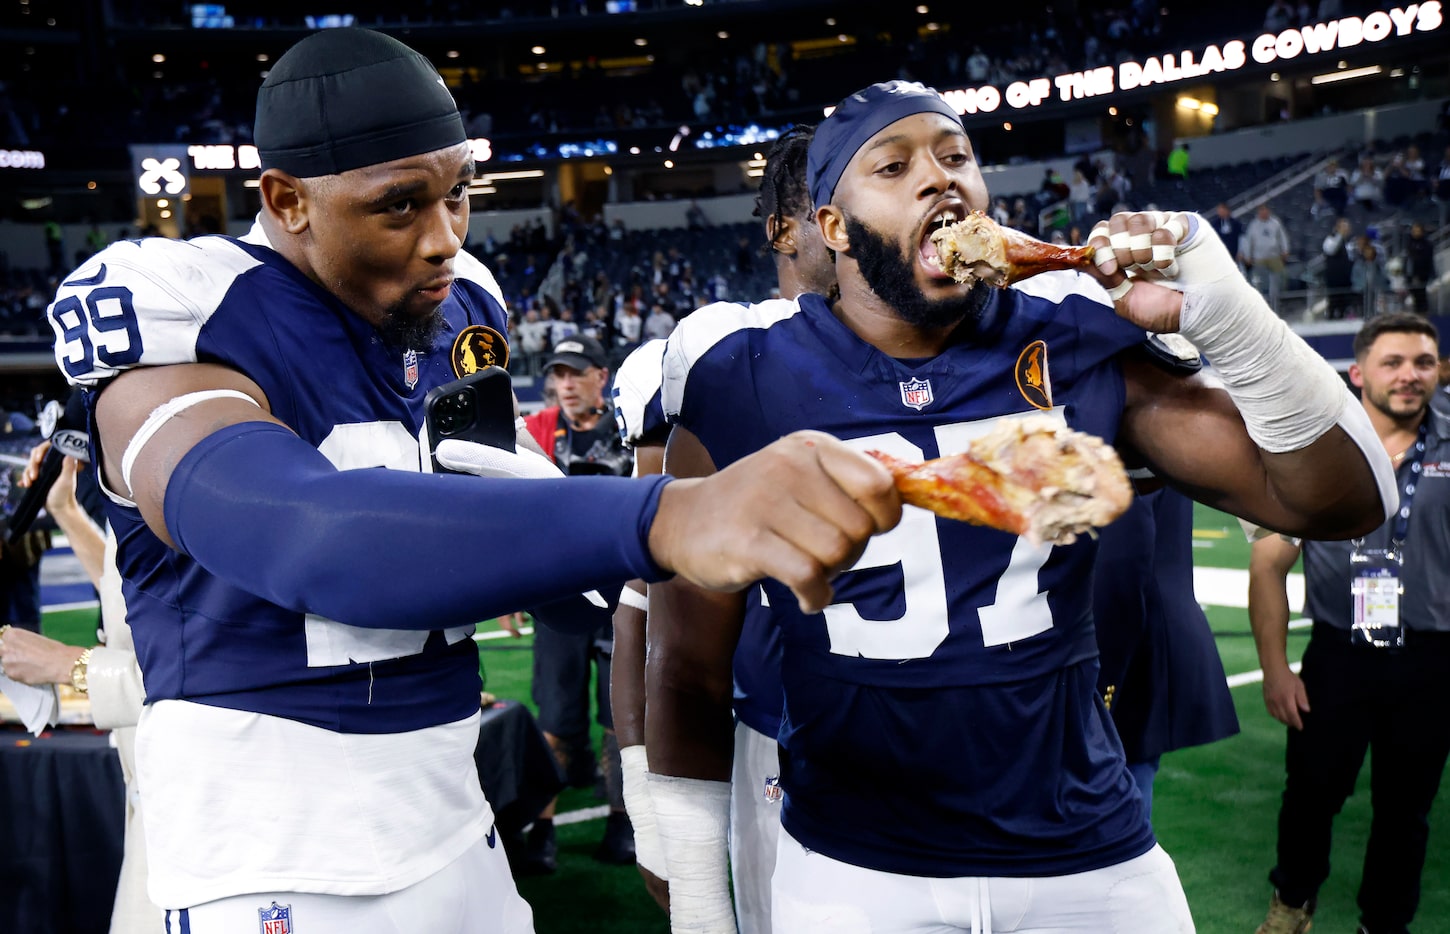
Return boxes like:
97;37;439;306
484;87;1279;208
0;700;561;934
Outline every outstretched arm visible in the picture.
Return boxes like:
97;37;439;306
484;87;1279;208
98;361;899;630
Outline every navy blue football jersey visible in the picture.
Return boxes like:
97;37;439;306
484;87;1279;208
49;227;512;734
662;275;1157;877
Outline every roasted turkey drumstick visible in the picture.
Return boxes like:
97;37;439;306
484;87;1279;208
929;210;1095;287
867;415;1132;546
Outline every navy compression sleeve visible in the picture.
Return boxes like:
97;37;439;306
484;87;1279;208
164;422;671;630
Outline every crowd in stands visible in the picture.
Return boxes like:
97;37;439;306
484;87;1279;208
490;210;775;376
0;1;1260;168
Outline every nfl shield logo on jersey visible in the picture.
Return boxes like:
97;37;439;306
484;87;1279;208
403;349;420;390
258;902;292;934
763;775;783;804
899;377;933;411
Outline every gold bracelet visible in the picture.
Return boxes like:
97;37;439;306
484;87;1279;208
70;648;93;694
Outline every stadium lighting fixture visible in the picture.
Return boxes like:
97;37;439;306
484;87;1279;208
157;199;169;208
826;17;836;26
1003;122;1012;130
1311;65;1382;84
664;160;674;168
1177;96;1201;110
446;50;460;59
152;53;165;63
159;210;172;218
532;46;545;54
634;38;648;46
717;30;728;39
1201;102;1219;116
916;5;929;13
257;53;268;62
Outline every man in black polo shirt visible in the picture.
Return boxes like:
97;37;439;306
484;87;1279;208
1250;312;1450;934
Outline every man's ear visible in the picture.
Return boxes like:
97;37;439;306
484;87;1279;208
1348;361;1365;390
259;169;309;235
818;205;849;255
766;215;798;257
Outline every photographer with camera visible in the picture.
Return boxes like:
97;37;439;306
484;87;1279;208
511;333;637;872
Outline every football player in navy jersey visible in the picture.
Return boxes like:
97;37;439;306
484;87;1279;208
611;124;839;933
645;81;1396;933
47;31;905;934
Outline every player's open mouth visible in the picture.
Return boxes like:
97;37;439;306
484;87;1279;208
919;203;964;279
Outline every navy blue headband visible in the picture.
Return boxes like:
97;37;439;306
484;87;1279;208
807;81;963;210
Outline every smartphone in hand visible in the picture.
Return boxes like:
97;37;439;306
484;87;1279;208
424;366;516;473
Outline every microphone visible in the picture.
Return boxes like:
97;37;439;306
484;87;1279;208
6;389;90;545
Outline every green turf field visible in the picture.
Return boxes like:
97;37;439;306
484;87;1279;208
40;503;1449;933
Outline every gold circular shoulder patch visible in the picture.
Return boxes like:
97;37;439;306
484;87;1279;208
1015;340;1053;410
451;325;510;377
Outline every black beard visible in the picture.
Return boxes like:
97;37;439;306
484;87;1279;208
377;304;446;352
844;211;991;333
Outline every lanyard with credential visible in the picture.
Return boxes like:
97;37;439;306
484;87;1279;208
1349;422;1428;648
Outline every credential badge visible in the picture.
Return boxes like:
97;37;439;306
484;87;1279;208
899;376;933;411
258;902;292;934
403;349;419;390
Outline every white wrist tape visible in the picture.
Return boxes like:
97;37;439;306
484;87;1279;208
620;746;668;879
1173;221;1345;452
1170;223;1398;522
650;773;735;933
122;389;260;493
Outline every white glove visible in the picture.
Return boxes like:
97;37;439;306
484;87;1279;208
434;439;564;479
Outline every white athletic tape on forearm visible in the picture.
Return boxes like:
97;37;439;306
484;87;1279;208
1173;220;1396;519
618;585;649;612
651;773;735;933
122;390;260;493
621;746;668;879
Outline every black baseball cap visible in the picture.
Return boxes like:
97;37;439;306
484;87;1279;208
544;335;608;371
